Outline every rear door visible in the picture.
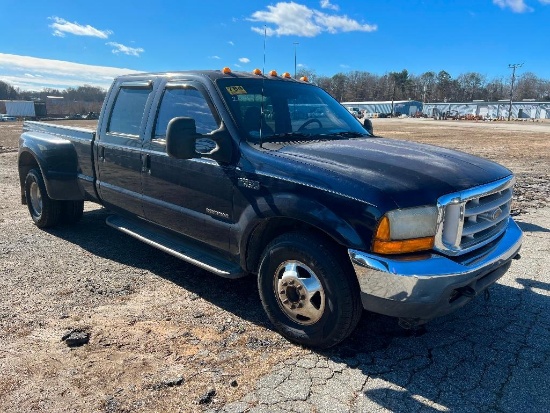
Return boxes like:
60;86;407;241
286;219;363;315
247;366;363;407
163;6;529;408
141;81;235;252
96;80;154;216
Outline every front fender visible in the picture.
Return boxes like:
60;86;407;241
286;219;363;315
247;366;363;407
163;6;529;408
237;192;381;267
18;132;84;201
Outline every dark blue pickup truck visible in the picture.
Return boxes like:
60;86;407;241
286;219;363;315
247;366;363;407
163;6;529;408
18;68;522;348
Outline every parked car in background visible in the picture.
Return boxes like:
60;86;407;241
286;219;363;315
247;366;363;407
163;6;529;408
0;114;17;122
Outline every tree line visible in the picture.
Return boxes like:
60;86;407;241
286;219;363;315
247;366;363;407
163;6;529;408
0;82;107;102
0;82;107;116
2;70;550;105
298;69;550;103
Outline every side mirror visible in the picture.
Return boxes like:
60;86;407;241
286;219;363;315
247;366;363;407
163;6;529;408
166;117;232;163
363;118;374;135
166;117;199;159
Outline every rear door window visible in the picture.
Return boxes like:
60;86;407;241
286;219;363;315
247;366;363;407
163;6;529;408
108;86;152;136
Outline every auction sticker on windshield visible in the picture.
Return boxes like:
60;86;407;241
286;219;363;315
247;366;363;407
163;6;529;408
226;86;247;95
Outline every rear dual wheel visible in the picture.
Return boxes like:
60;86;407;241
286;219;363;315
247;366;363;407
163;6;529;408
25;168;83;228
258;232;362;348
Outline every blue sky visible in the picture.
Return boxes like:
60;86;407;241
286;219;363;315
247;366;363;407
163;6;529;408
1;0;549;91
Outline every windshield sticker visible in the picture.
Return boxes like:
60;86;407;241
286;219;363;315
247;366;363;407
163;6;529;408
226;86;247;95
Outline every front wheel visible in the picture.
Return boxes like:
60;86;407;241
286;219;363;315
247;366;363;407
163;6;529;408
24;168;61;228
258;232;362;348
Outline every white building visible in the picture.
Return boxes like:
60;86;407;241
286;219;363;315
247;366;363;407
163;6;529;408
423;101;549;120
341;100;423;117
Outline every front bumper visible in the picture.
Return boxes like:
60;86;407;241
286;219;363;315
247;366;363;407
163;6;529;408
348;218;523;321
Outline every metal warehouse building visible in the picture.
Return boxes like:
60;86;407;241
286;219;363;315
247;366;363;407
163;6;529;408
341;100;423;117
342;100;549;120
423;101;549;120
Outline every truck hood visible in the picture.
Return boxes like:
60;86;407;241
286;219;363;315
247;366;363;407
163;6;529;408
274;138;512;209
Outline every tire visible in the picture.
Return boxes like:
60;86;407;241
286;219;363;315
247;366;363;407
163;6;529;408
24;168;61;228
258;232;362;348
61;200;84;224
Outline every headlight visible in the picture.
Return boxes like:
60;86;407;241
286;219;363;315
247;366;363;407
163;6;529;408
372;206;438;254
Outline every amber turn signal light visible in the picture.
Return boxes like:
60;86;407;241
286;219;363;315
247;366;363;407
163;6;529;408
372;216;434;254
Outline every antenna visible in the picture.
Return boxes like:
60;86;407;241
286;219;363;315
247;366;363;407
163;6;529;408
260;25;267;148
262;24;267;76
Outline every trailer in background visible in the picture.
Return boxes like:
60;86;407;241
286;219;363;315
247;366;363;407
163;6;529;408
1;100;47;119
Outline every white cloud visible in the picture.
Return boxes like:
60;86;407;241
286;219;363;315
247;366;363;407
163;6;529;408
228;41;235;46
209;55;221;60
239;57;251;63
539;0;550;4
249;2;377;37
106;42;144;57
314;13;377;33
49;16;112;38
0;53;139;91
492;0;533;12
320;0;339;10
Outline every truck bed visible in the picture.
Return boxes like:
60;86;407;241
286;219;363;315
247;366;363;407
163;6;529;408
20;121;97;201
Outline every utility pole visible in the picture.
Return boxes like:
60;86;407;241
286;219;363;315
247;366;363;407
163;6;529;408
293;42;299;79
507;63;523;121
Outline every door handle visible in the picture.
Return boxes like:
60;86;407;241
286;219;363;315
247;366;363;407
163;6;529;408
98;146;105;162
141;153;151;174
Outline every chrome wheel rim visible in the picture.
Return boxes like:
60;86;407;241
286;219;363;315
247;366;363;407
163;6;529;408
274;260;325;325
29;181;43;216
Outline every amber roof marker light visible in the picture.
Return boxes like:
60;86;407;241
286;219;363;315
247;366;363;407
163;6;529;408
222;67;232;74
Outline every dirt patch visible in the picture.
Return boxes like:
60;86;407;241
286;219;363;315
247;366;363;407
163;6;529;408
0;118;548;411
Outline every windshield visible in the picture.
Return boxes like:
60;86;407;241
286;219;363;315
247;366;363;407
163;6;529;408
217;78;370;144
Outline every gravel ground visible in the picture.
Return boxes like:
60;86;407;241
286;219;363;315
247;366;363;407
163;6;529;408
0;118;549;412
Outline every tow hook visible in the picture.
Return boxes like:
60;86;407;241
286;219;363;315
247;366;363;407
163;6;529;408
455;286;476;299
513;253;521;260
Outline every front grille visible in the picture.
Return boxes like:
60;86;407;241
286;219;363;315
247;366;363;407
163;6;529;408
434;176;515;256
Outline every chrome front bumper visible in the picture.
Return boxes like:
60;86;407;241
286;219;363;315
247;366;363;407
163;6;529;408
348;219;523;320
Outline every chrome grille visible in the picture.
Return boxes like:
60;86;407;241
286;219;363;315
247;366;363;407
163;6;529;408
434;176;515;256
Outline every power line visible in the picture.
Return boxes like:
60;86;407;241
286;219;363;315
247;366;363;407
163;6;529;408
507;63;523;121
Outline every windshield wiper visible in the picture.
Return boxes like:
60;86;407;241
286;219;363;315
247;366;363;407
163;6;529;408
318;131;370;139
253;132;311;144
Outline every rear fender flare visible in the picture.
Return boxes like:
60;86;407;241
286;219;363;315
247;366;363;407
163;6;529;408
18;133;84;201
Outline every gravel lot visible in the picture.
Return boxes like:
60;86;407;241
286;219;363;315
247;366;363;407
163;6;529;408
1;118;549;412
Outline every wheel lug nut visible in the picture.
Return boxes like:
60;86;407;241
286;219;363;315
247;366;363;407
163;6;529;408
280;290;285;295
283;299;289;304
282;282;288;287
296;285;303;290
289;280;295;285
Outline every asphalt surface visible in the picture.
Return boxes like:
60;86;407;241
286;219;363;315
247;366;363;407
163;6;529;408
217;208;550;413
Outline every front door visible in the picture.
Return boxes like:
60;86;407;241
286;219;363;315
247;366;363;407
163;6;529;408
141;82;234;252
